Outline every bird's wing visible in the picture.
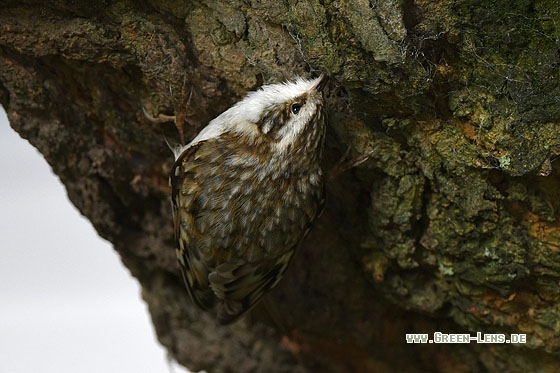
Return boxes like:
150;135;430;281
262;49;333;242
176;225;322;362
171;137;307;323
209;250;295;324
171;142;217;310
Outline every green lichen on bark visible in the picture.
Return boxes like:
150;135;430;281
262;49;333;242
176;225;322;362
358;0;560;363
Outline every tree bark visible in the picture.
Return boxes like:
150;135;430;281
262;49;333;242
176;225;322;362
2;1;560;372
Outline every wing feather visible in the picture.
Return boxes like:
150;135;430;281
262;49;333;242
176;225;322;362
211;250;295;324
171;136;319;323
171;142;216;310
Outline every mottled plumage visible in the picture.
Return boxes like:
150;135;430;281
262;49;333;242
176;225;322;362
170;75;327;323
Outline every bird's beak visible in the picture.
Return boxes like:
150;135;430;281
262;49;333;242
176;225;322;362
312;73;328;92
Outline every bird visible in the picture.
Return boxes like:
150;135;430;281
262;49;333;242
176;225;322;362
169;74;328;324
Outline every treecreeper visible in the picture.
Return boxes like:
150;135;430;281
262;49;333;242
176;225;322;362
169;75;328;323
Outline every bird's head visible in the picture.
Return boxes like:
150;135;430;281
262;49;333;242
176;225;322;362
217;75;327;153
178;75;327;164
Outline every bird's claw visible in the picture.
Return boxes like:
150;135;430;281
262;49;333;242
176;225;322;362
328;147;376;180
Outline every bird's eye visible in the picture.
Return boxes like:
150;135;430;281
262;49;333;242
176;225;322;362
290;103;302;115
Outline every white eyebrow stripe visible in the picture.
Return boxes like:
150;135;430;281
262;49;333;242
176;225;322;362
172;76;323;160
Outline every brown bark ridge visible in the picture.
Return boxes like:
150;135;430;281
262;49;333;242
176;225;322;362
2;1;560;372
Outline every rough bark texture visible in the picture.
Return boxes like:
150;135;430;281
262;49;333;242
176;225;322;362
2;1;560;372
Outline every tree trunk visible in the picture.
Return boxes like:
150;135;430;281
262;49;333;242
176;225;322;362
2;1;560;372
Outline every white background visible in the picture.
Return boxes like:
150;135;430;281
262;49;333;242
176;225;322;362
0;106;188;373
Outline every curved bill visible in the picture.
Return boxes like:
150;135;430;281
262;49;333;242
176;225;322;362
311;73;328;91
